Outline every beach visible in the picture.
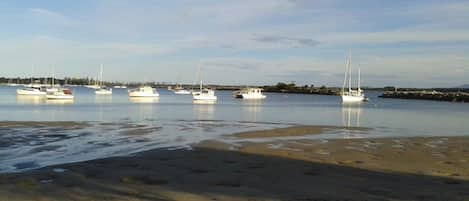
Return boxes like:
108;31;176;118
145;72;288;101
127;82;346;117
1;125;468;201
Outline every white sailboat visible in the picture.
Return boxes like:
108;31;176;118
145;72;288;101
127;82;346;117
17;87;46;95
46;71;74;100
84;76;100;89
95;65;112;95
17;66;47;96
192;65;217;101
341;49;367;103
46;88;74;100
45;71;60;93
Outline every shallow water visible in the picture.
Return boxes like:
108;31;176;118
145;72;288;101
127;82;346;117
0;86;468;136
0;86;468;172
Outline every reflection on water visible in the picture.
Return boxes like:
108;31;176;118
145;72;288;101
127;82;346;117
2;88;469;138
45;99;74;105
16;95;44;105
193;100;216;105
342;104;362;127
129;97;160;104
341;104;363;138
241;100;263;121
193;101;215;119
95;96;113;104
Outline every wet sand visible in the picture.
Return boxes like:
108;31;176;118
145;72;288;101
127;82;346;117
1;126;469;201
0;121;89;129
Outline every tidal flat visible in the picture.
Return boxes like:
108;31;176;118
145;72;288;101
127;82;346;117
1;124;468;201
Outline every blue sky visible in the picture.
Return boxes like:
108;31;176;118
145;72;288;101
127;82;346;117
0;0;468;87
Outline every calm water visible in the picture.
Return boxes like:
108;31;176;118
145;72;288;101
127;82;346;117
0;86;468;172
0;86;468;136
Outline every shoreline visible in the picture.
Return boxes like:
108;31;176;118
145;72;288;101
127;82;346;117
1;125;469;200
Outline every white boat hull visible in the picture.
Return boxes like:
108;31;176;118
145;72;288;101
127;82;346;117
174;90;191;95
46;95;74;100
193;95;217;101
46;88;59;93
95;89;112;95
238;94;266;99
85;85;101;89
16;89;46;96
341;95;366;102
129;92;159;97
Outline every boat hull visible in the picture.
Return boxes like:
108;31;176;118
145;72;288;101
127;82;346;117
16;89;46;96
174;90;191;95
341;95;366;103
85;85;101;89
46;95;74;100
193;95;217;101
236;94;266;99
95;89;112;95
128;92;159;97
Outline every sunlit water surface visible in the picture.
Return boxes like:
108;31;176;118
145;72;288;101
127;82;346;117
0;86;468;172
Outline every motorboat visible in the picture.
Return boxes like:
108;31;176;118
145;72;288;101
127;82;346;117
233;88;266;99
128;86;159;97
173;85;191;95
193;88;217;101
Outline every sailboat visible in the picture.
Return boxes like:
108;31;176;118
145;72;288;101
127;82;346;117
84;77;100;89
17;66;47;96
46;71;74;100
192;65;217;101
95;65;112;95
341;49;367;103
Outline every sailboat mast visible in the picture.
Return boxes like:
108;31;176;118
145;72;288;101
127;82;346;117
358;67;361;90
347;49;352;92
51;68;55;87
31;65;34;84
99;64;103;87
342;58;348;93
199;66;203;91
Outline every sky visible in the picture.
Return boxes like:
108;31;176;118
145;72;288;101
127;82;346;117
0;0;468;87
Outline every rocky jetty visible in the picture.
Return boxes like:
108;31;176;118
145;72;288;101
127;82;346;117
379;90;469;103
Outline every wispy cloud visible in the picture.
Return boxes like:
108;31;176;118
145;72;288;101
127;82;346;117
320;30;469;45
253;35;319;48
29;8;76;26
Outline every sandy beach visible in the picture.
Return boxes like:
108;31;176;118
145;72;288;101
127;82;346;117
1;125;469;201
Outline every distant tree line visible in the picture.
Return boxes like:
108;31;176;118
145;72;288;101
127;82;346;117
263;82;341;95
0;77;129;86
